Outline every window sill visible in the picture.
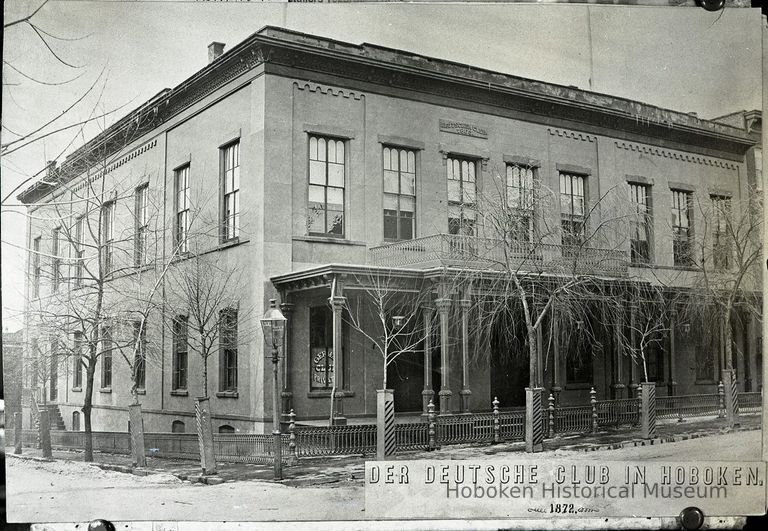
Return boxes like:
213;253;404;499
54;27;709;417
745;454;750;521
99;387;112;394
216;391;239;399
170;389;189;397
71;387;82;393
218;238;249;251
294;236;366;247
307;390;355;399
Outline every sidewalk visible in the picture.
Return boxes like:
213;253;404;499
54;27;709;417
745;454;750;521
7;414;760;487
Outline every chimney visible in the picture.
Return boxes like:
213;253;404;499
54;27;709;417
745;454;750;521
208;42;225;64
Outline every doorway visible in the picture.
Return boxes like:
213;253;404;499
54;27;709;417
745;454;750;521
490;307;529;408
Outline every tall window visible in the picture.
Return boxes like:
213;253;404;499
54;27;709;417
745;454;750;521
308;135;345;236
135;184;149;266
101;326;112;389
219;308;238;392
49;339;58;401
172;315;188;391
72;332;84;389
506;164;534;242
102;201;115;274
73;216;84;287
51;227;61;293
629;183;652;263
175;165;190;253
309;306;334;390
447;156;477;235
711;195;732;270
560;172;586;248
32;236;41;297
222;142;240;241
671;190;693;266
383;147;416;241
133;321;146;390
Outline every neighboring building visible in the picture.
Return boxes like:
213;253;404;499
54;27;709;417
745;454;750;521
2;329;24;423
18;27;761;433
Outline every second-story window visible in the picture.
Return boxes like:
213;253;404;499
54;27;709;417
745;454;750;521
73;331;84;389
135;184;149;266
671;189;694;266
560;172;586;248
172;315;188;391
222;142;240;241
101;325;113;389
102;201;115;275
506;164;534;242
711;195;732;270
32;236;41;298
73;216;84;287
629;183;652;264
175;165;190;254
51;227;61;293
383;147;416;241
308;136;345;237
447;156;477;235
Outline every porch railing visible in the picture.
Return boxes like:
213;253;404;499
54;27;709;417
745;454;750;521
740;392;762;415
369;233;628;277
293;424;377;457
596;398;640;427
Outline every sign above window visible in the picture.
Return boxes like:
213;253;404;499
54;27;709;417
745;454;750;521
439;119;488;139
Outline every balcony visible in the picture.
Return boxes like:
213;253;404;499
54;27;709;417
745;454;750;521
369;234;628;277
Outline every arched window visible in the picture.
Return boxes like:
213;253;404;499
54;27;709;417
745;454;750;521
171;420;185;433
218;424;235;433
72;411;80;431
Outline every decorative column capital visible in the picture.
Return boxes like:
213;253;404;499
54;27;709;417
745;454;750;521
279;302;295;316
329;295;346;310
422;305;435;318
435;298;452;314
459;299;472;310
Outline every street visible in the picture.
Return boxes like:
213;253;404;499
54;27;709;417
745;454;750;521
5;430;763;524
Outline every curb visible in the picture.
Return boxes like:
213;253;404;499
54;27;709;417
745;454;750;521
569;424;760;453
6;453;54;463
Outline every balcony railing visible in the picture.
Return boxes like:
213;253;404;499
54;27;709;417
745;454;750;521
369;234;628;277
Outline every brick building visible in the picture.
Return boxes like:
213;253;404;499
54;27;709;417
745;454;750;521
18;27;761;433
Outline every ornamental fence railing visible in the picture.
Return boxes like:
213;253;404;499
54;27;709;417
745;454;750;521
17;387;761;464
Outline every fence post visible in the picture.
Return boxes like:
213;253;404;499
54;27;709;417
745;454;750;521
640;382;657;439
492;397;500;444
288;409;297;466
718;381;726;418
13;412;23;455
721;369;740;428
195;397;217;475
590;387;598;434
427;400;437;451
548;393;555;438
39;410;52;459
128;403;147;468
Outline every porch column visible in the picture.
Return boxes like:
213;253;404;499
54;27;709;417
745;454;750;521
747;315;758;392
613;305;625;399
459;298;472;413
668;309;678;396
422;306;435;415
279;302;294;426
330;295;347;425
436;297;453;415
629;304;639;395
536;324;544;389
552;301;562;405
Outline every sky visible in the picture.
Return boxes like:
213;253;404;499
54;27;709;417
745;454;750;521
1;1;763;331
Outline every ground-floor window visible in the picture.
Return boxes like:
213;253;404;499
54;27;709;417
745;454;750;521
310;305;335;390
219;424;235;433
172;420;185;433
72;411;80;431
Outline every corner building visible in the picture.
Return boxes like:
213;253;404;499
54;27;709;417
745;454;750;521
19;27;762;433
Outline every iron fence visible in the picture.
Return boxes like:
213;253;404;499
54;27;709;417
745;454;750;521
214;433;291;464
293;424;377;457
656;394;722;420
596;398;639;427
554;405;593;434
394;422;430;451
740;392;762;415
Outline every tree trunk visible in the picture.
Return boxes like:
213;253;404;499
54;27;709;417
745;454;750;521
528;325;537;389
83;361;96;462
202;357;209;399
723;306;734;371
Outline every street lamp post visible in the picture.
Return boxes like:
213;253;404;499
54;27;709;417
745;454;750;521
261;299;286;480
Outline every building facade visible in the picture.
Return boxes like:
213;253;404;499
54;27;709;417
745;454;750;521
19;27;761;433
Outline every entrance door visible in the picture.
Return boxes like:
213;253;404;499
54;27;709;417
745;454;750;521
490;310;529;407
388;351;424;413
